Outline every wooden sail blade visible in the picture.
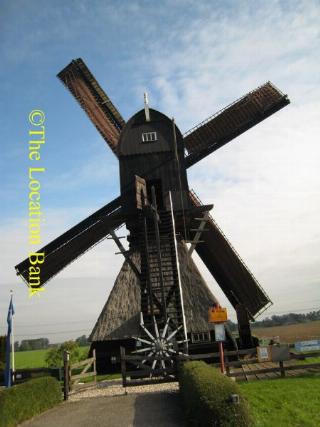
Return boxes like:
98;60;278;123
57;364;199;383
15;197;123;288
57;58;125;155
189;191;272;318
185;82;290;168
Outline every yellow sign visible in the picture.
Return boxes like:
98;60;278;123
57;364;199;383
208;307;228;323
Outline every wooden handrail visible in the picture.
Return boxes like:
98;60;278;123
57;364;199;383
70;357;95;369
229;362;320;378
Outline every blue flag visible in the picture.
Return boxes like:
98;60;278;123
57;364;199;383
4;295;15;388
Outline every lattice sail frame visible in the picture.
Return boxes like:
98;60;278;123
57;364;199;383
184;82;289;167
15;59;289;324
57;58;124;154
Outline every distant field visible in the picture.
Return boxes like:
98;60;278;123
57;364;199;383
252;320;320;343
15;349;47;369
15;346;90;369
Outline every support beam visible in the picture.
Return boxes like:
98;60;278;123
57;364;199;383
109;230;141;280
236;304;254;349
188;212;209;256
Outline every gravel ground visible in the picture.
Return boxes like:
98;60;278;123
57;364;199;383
69;379;179;401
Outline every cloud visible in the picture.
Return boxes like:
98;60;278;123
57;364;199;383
129;0;320;317
134;0;320;128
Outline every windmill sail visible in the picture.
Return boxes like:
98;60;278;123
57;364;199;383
184;82;289;168
15;197;123;287
57;58;125;154
189;191;271;318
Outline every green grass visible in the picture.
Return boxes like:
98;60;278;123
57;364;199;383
15;349;48;369
295;356;320;365
80;373;121;383
15;346;90;369
240;376;320;427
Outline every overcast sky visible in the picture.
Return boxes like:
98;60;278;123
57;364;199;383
1;0;319;343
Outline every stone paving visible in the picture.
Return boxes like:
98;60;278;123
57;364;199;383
22;380;185;427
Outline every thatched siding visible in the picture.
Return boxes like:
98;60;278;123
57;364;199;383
178;243;219;333
90;243;219;341
89;254;141;341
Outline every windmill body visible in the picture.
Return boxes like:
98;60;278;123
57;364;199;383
15;58;290;375
116;107;199;363
118;108;189;228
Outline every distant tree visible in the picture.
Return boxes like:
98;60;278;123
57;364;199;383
45;340;83;368
41;338;49;348
20;338;49;351
0;336;6;371
14;341;20;352
252;310;320;328
75;335;89;347
19;340;32;351
226;320;237;332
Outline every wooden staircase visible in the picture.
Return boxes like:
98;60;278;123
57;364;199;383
140;210;185;344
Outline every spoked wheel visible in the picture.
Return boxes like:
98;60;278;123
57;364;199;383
133;313;188;378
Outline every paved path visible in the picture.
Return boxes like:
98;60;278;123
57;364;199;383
22;392;185;427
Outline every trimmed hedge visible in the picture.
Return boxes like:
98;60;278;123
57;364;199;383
179;361;253;427
0;376;62;427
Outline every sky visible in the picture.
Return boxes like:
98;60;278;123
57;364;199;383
1;0;319;343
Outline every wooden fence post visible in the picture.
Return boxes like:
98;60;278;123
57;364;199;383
225;356;230;376
93;349;97;384
175;354;182;377
63;351;70;401
120;346;127;388
279;360;285;377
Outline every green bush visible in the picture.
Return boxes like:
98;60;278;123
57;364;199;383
45;340;83;368
179;361;253;427
0;376;62;427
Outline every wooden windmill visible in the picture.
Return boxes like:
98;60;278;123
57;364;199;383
15;59;290;375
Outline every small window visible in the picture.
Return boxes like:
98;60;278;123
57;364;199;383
191;332;211;343
142;131;157;143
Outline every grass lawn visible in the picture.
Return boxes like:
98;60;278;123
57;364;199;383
81;373;121;383
294;356;320;365
15;349;48;369
240;376;320;427
15;346;90;369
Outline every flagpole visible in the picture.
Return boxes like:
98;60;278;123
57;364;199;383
10;290;15;383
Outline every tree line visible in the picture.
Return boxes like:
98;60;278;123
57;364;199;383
252;310;320;328
13;335;89;352
226;309;320;331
